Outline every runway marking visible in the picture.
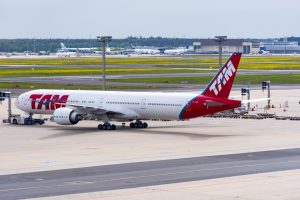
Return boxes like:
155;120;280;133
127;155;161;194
1;159;300;193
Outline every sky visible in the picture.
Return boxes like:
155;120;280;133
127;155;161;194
0;0;299;39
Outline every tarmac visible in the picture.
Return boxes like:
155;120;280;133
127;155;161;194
1;148;300;200
0;88;300;199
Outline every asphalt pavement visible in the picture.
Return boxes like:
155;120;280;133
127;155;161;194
1;148;300;200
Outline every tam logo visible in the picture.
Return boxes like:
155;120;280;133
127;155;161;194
30;94;69;110
209;61;236;96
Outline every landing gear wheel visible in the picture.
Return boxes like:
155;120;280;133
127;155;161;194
142;122;148;128
138;123;143;128
130;121;148;129
98;123;116;130
130;123;135;128
106;124;112;130
98;124;103;130
134;123;139;128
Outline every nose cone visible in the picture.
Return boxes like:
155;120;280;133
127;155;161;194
15;93;25;111
15;96;21;110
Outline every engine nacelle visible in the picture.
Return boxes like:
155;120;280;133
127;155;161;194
53;108;82;125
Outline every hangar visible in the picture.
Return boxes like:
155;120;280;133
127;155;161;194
193;39;260;54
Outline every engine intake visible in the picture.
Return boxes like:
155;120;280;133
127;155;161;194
53;108;82;125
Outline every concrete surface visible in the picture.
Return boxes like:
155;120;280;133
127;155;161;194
1;148;300;200
28;169;300;200
0;89;300;176
0;88;299;199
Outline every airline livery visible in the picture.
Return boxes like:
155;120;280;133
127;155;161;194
16;53;242;130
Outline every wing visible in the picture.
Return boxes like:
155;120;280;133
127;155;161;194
67;104;140;120
68;104;122;116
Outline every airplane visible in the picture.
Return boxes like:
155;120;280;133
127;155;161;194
126;46;160;55
15;53;260;130
164;47;191;55
56;51;77;58
57;42;96;54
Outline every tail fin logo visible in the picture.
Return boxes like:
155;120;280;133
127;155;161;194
209;61;236;96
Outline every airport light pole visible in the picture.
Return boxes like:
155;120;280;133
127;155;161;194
97;36;112;90
214;36;227;68
241;87;250;112
262;80;271;107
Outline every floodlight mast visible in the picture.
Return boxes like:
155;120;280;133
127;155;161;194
97;36;112;90
214;36;227;68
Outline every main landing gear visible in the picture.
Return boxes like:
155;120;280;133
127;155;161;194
98;123;116;130
130;121;148;129
97;121;148;130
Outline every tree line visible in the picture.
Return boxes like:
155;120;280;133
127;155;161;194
0;37;198;53
0;37;298;53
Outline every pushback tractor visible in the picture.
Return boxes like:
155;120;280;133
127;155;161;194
1;91;45;125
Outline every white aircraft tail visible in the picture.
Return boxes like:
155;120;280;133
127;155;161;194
60;42;67;50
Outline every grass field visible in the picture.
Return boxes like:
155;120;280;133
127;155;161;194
0;55;299;87
1;55;300;69
0;67;210;78
108;74;300;85
0;74;299;90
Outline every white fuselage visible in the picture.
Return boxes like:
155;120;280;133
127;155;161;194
16;89;197;121
164;48;188;55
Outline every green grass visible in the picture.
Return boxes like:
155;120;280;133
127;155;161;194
0;67;209;78
1;74;299;91
0;82;171;90
108;74;300;85
1;55;300;69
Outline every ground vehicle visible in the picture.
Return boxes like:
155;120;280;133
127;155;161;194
10;114;45;125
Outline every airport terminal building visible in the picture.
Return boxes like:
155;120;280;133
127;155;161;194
262;41;300;54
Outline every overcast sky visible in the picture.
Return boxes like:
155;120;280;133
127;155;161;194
0;0;299;39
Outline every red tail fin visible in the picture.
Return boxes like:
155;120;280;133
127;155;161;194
202;53;242;98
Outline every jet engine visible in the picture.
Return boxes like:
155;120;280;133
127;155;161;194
53;108;82;125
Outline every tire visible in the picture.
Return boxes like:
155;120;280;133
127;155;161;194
98;124;103;130
12;119;17;124
134;123;139;128
112;124;116;130
106;125;112;130
143;123;148;128
138;123;143;128
130;123;135;128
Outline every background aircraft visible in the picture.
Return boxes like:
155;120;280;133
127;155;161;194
58;42;96;54
164;47;192;55
125;45;160;55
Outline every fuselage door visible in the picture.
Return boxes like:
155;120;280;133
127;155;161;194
185;101;192;112
99;97;105;109
141;99;146;109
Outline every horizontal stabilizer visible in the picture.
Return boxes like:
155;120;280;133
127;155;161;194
242;98;271;104
204;100;227;107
